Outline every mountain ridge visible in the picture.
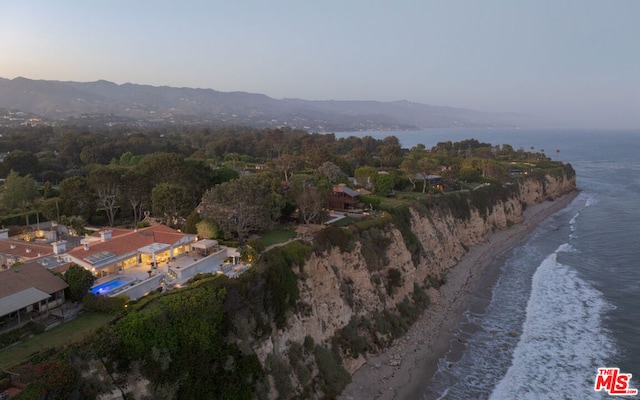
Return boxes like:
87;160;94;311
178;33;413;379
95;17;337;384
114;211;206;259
0;76;522;130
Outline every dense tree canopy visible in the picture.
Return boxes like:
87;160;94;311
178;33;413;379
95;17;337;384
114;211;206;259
0;123;557;231
151;183;192;226
2;170;39;226
200;174;285;241
63;264;95;302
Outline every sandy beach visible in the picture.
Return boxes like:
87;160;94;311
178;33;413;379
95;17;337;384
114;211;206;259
339;191;579;400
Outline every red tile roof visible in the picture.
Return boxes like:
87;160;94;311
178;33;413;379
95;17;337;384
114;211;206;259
0;240;54;262
66;225;191;266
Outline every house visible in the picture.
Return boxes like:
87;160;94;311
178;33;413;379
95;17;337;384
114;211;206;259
64;225;196;279
0;229;55;269
426;175;444;191
414;174;445;192
326;184;360;211
0;262;68;326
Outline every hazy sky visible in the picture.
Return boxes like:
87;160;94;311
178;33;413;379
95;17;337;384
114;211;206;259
1;1;639;128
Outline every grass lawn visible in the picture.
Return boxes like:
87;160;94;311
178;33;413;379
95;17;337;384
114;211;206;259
0;312;112;370
329;216;357;227
260;229;297;247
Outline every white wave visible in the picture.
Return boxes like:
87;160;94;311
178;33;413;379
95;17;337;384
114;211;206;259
490;244;615;400
568;192;597;239
569;212;579;231
584;195;598;208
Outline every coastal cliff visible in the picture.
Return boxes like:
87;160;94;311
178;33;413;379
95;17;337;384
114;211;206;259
85;170;576;400
254;171;576;399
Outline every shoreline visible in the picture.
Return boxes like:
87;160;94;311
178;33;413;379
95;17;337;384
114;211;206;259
339;190;580;400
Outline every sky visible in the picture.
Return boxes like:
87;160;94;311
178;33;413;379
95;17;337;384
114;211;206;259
1;0;639;129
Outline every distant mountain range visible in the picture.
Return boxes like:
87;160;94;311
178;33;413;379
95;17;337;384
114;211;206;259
0;76;524;131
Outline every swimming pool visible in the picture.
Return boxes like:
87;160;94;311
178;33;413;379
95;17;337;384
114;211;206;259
90;277;135;295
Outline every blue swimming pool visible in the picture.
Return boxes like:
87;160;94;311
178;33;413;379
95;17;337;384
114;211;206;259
90;277;134;295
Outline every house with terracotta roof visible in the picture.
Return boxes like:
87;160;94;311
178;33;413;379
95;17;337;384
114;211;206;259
0;262;68;327
63;225;196;279
0;229;56;269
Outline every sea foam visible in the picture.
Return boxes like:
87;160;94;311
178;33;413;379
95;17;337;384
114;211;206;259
489;244;615;400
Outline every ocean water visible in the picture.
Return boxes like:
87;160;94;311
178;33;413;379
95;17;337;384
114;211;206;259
334;129;640;399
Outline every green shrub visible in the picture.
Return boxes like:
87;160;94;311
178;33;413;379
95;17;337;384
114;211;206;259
288;342;311;387
441;192;472;220
313;225;351;254
387;268;403;295
83;293;127;314
411;283;430;308
0;321;45;349
281;240;312;266
339;277;355;308
348;213;392;234
426;274;445;289
397;297;421;325
261;248;301;329
378;205;422;264
100;281;266;399
266;353;293;398
303;335;315;351
333;316;369;358
313;345;351;398
359;194;381;208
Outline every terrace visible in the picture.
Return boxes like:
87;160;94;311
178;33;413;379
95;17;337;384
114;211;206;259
89;245;246;300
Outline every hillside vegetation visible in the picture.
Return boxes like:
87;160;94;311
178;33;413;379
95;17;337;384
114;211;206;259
0;125;576;399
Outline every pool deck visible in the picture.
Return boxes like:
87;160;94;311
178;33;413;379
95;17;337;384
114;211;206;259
103;247;248;299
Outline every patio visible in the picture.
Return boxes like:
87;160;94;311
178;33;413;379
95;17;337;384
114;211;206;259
105;246;247;299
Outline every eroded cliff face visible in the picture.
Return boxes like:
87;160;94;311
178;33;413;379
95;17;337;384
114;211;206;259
255;174;576;395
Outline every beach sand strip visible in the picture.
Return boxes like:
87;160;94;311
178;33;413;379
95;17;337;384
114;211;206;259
339;191;579;400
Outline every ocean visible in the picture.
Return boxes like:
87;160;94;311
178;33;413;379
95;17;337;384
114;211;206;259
334;129;640;399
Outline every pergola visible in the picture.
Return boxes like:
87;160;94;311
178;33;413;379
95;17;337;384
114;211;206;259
191;239;219;256
137;242;172;267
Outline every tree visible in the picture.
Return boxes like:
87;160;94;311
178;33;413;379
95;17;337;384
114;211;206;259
2;150;40;177
200;174;284;241
347;146;373;167
2;170;39;226
151;183;191;226
196;219;220;239
354;166;377;190
120;168;152;227
211;167;240;186
183;211;201;234
459;166;481;183
59;176;96;222
317;161;345;183
137;152;186;186
400;159;419;191
80;146;101;165
416;157;437;193
378;138;404;168
275;154;303;182
182;158;219;205
88;166;124;227
372;173;396;196
289;175;328;226
64;264;95;302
